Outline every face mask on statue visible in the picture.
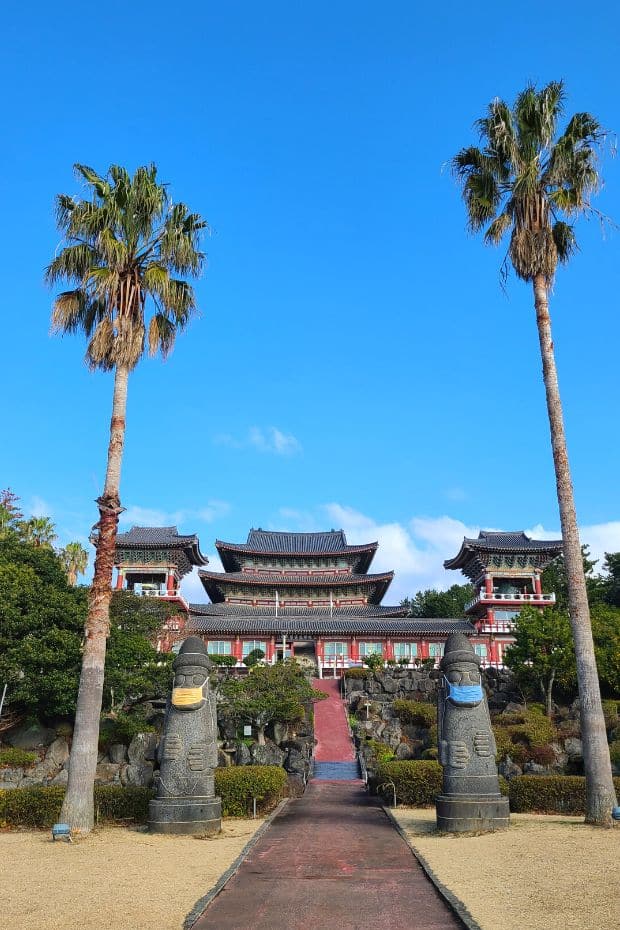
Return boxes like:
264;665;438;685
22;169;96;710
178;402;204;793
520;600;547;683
444;676;484;706
171;679;208;709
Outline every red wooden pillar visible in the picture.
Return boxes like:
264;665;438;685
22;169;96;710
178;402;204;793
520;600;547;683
167;571;175;595
267;636;275;662
484;574;493;596
534;573;542;596
419;640;428;659
385;639;394;660
233;637;243;662
316;638;324;662
115;569;124;590
350;637;359;661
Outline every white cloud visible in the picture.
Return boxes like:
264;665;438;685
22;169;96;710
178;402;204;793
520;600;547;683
120;501;230;529
526;521;620;574
25;495;54;519
180;552;224;605
214;427;302;456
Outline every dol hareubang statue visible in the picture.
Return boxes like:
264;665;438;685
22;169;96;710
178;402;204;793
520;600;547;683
148;636;221;835
436;632;510;832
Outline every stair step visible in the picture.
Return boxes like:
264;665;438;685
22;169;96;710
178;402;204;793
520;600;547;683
313;760;360;781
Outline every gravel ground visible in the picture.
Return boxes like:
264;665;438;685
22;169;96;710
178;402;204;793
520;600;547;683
0;820;264;930
392;808;620;930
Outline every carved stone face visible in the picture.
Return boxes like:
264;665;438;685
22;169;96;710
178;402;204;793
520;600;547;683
171;663;208;711
443;659;483;707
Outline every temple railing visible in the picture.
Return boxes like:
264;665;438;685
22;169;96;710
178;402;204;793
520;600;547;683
465;591;555;612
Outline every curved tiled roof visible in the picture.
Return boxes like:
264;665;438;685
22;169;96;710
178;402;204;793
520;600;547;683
187;611;475;637
198;569;394;605
189;603;409;618
114;525;209;568
445;530;563;572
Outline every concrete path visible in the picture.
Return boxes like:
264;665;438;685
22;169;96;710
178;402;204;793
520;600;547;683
191;782;463;930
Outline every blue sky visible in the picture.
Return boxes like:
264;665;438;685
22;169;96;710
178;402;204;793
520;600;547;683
2;1;619;602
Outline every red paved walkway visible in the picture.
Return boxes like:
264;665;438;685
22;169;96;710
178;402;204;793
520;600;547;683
312;678;355;761
191;782;463;930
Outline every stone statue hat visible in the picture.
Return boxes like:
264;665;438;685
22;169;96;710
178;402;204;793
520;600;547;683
172;636;212;670
439;631;480;670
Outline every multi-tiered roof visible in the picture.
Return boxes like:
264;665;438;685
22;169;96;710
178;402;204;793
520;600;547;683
444;531;563;582
115;525;209;577
188;528;473;637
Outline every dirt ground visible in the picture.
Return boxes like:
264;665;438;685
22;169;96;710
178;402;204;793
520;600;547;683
0;819;264;930
392;808;620;930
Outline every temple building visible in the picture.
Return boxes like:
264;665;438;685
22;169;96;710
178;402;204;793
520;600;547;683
113;525;562;673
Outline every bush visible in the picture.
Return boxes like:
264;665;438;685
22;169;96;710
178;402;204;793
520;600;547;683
209;654;237;667
376;760;442;806
344;668;371;679
392;700;435;727
509;775;620;814
0;747;38;768
602;700;619;728
608;741;620;766
99;712;155;749
215;765;287;816
530;744;556;766
0;786;155;828
366;740;395;764
363;655;384;670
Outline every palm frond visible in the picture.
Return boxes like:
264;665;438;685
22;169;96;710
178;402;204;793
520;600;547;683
484;211;512;245
148;313;176;358
552;221;578;264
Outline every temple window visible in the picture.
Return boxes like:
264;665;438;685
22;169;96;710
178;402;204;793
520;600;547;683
429;643;444;658
242;639;267;657
208;640;232;655
474;644;488;658
324;641;349;657
394;642;417;659
358;642;383;657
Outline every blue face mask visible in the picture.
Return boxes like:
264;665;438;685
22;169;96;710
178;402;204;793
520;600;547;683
444;676;483;705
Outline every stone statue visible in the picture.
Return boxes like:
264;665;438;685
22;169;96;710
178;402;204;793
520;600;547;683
436;632;509;832
148;636;221;835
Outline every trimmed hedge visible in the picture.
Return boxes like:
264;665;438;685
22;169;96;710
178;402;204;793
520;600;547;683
215;765;287;816
0;786;154;828
0;766;288;827
376;760;509;807
344;668;371;680
509;775;620;814
392;700;435;727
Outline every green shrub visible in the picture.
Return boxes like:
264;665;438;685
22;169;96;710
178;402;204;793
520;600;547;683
214;765;287;816
376;760;442;806
363;655;384;670
392;700;435;727
530;745;556;766
0;747;38;768
344;668;371;679
367;740;395;764
602;700;619;728
209;654;237;667
608;741;620;766
509;775;620;814
0;785;155;828
99;712;155;749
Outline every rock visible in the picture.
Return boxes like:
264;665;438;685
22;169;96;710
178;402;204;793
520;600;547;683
284;748;306;776
504;702;527;716
7;722;55;750
235;742;251;765
286;774;306;797
108;743;127;764
564;737;583;760
523;762;547;775
121;762;154;787
250;741;285;767
46;737;70;768
49;769;69;786
218;749;233;767
0;767;23;786
376;673;399;694
499;756;523;779
128;732;158;764
395;742;415;760
95;762;121;785
272;722;290;745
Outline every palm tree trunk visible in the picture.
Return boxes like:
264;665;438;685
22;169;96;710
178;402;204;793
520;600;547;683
533;274;617;824
60;364;129;833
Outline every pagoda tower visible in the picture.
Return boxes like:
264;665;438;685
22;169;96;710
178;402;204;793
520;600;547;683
444;531;562;665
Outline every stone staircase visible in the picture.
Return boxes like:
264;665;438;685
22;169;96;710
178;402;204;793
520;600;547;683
312;678;360;781
313;759;361;781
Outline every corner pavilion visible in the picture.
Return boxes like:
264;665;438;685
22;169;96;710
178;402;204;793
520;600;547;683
113;526;562;675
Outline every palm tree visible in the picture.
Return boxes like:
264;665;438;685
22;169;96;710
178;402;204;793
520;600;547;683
22;516;57;548
453;81;617;825
59;541;90;586
47;163;206;832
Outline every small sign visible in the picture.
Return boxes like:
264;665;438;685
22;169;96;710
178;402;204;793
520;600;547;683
243;725;252;737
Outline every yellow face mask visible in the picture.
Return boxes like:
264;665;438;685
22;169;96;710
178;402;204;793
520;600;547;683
172;684;206;708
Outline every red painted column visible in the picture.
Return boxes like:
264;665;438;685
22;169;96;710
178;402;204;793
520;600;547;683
534;573;542;596
316;638;324;662
419;640;428;659
385;639;394;660
115;569;124;590
167;572;175;595
267;636;275;662
350;637;359;661
484;574;493;596
233;637;243;662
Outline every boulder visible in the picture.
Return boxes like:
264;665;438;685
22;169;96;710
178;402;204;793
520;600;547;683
394;742;415;760
564;737;583;760
49;769;69;786
286;774;306;797
7;722;55;750
0;767;23;786
250;741;285;767
284;748;306;776
95;762;121;785
120;762;154;787
46;737;70;768
128;732;158;764
235;742;251;766
499;756;523;779
272;722;290;745
108;743;128;764
523;762;548;775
